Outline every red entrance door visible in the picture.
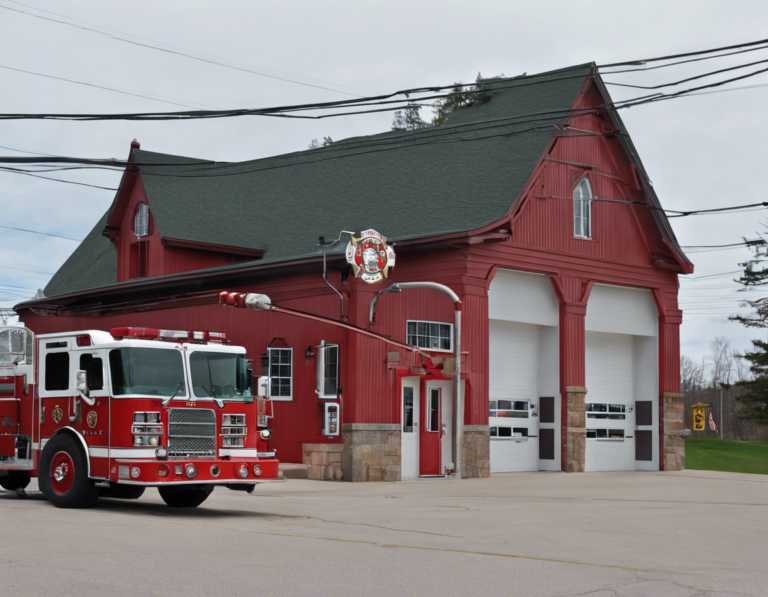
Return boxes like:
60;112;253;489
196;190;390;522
419;386;442;476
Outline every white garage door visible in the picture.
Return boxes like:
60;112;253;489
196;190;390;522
585;332;636;471
489;320;540;473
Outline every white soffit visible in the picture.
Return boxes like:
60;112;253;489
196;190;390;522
585;284;658;337
489;270;559;327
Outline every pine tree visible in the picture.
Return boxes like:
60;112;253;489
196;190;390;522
730;239;768;424
391;105;428;131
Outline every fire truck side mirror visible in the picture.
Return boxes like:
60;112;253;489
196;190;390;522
75;370;95;405
12;355;23;365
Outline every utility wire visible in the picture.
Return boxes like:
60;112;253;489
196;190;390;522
1;47;764;121
0;64;209;109
0;167;118;190
681;240;765;249
5;0;371;95
598;37;768;68
0;3;362;97
0;224;81;241
604;57;768;90
599;44;768;75
0;264;54;274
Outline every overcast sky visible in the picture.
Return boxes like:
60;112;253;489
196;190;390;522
1;0;767;367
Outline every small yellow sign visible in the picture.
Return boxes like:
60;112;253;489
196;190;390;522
692;402;709;432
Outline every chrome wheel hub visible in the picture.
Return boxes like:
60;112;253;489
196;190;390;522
54;463;69;483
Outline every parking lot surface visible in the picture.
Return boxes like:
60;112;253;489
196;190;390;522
1;470;766;597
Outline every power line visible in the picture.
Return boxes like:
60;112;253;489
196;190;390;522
0;2;362;98
604;57;768;90
0;190;104;212
6;0;371;95
0;264;54;274
0;224;81;241
680;270;744;280
0;64;208;109
681;240;765;249
598;37;768;68
0;168;117;190
1;46;764;122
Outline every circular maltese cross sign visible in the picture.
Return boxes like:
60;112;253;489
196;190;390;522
345;229;396;284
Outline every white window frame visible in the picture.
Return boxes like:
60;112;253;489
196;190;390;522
426;387;441;432
573;177;592;239
586;428;625;441
586;403;627;420
134;203;150;238
406;320;453;353
317;341;339;399
267;347;293;401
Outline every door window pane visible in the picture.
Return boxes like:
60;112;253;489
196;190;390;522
428;389;440;431
403;387;414;432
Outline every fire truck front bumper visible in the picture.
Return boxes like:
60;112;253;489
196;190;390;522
112;458;280;486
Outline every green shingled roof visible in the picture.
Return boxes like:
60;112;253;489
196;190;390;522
45;210;116;296
45;63;683;299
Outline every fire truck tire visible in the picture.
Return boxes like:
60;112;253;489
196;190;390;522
158;485;214;508
100;484;146;500
38;434;100;508
0;473;31;491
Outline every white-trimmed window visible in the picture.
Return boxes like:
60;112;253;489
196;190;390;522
317;341;339;399
268;347;292;400
573;177;592;238
134;203;150;238
406;320;453;352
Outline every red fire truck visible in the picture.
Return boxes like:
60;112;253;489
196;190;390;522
0;325;278;509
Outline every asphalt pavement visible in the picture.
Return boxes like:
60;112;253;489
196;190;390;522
1;470;766;597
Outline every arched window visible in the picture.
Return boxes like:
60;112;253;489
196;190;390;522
573;177;592;238
134;203;149;237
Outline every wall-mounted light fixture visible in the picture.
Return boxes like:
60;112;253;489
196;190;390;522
305;346;314;358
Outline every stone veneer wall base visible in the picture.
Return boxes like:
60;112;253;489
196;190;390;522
565;386;587;473
663;392;686;471
302;443;344;481
462;425;490;478
341;424;401;482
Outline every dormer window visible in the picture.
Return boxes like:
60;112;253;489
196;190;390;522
573;177;592;239
134;203;149;238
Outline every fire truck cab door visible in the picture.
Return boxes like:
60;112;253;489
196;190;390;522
74;351;110;479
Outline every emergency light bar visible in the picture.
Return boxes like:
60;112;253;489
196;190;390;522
110;327;228;344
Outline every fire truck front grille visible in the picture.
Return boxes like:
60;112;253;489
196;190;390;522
168;408;216;458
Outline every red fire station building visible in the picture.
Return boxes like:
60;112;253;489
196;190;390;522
16;63;690;481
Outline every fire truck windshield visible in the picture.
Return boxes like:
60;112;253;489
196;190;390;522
109;348;185;397
189;352;253;402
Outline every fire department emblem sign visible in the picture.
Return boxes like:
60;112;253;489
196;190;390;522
345;229;396;284
51;405;63;425
87;411;98;428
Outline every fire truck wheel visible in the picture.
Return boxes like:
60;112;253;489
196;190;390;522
38;434;99;509
0;473;31;491
100;484;146;500
158;485;214;508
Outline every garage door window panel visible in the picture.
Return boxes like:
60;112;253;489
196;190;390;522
489;399;529;418
587;403;626;420
587;428;625;440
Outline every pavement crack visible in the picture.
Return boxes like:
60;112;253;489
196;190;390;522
305;515;466;538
